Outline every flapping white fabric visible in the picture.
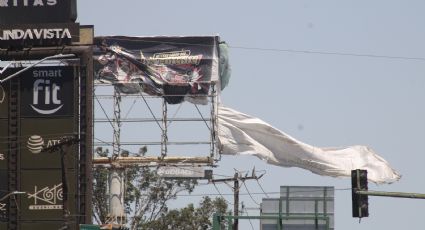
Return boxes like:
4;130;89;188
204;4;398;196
217;105;400;184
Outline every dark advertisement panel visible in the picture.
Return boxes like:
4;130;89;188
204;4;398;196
20;170;76;221
20;118;75;169
0;120;7;170
0;170;7;222
0;23;79;48
20;66;74;117
0;83;7;118
0;0;77;24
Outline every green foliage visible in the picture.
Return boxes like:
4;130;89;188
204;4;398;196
92;147;202;229
139;196;228;230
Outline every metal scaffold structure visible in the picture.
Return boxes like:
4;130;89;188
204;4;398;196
93;83;219;227
93;83;219;166
91;35;223;228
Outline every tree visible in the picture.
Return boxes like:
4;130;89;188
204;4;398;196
92;148;199;229
139;196;229;230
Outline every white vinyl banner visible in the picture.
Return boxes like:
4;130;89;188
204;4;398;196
217;105;400;184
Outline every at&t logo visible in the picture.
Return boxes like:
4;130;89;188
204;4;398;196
27;135;44;154
31;69;63;115
26;135;61;154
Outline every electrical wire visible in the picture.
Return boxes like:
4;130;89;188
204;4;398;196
0;187;353;198
194;104;210;130
138;91;164;132
256;178;270;198
166;102;183;128
212;182;234;206
96;37;425;62
123;99;137;119
242;181;260;206
94;94;115;130
242;204;255;230
229;45;425;61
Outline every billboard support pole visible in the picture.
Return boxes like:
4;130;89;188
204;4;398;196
107;87;126;226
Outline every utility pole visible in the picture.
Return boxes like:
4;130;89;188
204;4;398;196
233;173;239;230
210;169;264;230
42;135;79;230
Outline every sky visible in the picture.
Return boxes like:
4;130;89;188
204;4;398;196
78;1;425;229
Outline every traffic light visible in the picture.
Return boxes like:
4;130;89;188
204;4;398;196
351;169;369;218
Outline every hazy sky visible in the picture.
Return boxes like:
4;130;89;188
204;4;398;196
78;1;425;229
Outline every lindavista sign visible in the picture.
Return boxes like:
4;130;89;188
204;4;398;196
0;23;79;48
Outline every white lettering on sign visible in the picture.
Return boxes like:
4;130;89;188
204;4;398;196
30;69;64;115
0;28;71;41
27;183;63;210
0;153;5;161
0;203;5;211
27;135;62;154
0;0;57;7
157;167;205;178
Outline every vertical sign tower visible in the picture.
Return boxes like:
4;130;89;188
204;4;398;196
0;1;94;230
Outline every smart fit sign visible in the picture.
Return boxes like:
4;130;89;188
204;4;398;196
20;66;74;117
0;0;79;48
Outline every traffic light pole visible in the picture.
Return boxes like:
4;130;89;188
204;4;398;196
356;190;425;199
351;169;425;219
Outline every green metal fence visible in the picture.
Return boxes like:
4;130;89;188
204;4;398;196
212;213;330;230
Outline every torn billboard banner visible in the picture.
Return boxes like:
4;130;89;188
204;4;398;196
217;105;401;184
93;36;220;105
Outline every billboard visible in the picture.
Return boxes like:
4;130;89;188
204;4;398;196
0;83;7;118
94;36;220;105
0;120;6;170
0;170;7;223
20;66;75;117
20;169;76;221
0;0;77;24
20;118;75;169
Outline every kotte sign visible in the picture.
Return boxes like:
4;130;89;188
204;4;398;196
20;66;74;117
0;0;77;24
27;183;63;210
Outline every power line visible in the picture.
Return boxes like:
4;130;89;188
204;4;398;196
242;181;260;206
96;37;425;62
256;178;270;198
229;45;425;61
0;187;353;198
94;94;115;130
212;182;234;206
